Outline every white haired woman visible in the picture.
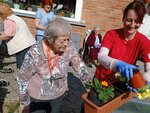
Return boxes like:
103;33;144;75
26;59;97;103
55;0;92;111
17;17;91;113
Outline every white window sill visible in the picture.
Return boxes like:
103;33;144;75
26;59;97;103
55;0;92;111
12;9;86;27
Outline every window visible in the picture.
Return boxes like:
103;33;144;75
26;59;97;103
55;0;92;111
2;0;83;22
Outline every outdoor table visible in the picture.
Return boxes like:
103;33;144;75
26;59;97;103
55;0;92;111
113;97;150;113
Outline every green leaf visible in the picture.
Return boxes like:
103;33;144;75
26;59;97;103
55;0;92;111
96;89;103;93
107;87;115;91
98;92;108;103
108;92;115;98
85;80;94;89
103;87;115;98
94;77;100;88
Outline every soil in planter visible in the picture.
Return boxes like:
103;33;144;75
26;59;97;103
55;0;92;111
88;91;118;107
88;90;103;106
112;81;128;93
88;81;128;107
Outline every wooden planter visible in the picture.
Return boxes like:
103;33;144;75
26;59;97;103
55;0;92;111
82;91;135;113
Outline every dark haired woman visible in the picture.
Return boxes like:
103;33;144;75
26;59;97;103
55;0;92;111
96;1;150;84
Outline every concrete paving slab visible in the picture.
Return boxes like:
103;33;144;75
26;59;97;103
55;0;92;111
0;55;144;113
0;55;96;113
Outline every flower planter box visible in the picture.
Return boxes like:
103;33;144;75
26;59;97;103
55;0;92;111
82;91;135;113
82;81;136;113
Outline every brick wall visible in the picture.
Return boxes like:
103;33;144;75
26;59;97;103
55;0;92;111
80;0;133;47
20;0;133;47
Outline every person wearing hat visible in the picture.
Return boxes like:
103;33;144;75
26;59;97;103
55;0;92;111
86;26;102;67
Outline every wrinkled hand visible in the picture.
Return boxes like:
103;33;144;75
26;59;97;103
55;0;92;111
94;43;101;48
116;61;140;80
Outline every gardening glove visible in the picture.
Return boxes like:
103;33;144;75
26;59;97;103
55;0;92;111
94;43;101;48
116;61;140;80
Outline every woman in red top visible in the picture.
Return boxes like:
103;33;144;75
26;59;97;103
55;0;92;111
86;26;102;67
96;1;150;84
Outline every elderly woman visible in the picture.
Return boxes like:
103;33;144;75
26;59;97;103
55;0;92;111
17;17;91;113
0;3;36;69
86;26;102;67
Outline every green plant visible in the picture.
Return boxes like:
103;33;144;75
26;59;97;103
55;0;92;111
85;77;115;103
137;85;150;100
115;72;127;82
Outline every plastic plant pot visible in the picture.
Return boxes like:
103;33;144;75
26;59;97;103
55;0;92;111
130;70;146;89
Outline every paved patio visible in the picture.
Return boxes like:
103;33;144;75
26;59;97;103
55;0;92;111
0;49;145;113
0;55;96;113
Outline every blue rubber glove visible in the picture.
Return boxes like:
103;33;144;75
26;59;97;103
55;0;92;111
116;61;140;80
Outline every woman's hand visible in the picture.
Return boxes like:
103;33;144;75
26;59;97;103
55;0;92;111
116;61;140;80
94;43;101;48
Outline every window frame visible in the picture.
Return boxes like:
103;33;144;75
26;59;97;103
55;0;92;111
12;0;83;22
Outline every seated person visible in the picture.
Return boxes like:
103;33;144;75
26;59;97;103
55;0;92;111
86;26;102;67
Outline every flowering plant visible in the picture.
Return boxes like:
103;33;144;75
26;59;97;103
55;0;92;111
115;72;150;100
85;77;115;103
137;85;150;100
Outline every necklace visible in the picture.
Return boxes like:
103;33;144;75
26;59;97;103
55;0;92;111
46;40;59;74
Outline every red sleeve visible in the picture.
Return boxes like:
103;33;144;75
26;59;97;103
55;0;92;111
140;34;150;62
101;30;115;50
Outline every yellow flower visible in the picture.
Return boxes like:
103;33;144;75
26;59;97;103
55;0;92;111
101;81;108;87
145;89;150;93
115;72;121;77
137;93;144;100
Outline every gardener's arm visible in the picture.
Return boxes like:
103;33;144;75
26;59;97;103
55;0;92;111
98;47;119;71
98;47;139;79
